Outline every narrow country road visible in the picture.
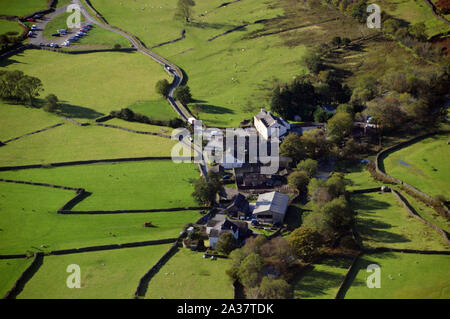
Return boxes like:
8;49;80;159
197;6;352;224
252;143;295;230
71;0;207;176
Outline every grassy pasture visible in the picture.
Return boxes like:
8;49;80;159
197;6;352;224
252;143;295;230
343;252;450;299
339;163;383;191
0;122;177;166
0;19;22;36
377;0;450;38
145;248;233;299
128;98;178;121
0;257;33;297
293;258;352;299
16;244;172;299
351;192;449;251
382;132;450;199
0;101;63;141
0;49;170;118
0;181;201;254
0;0;47;17
91;0;343;126
104;118;174;135
0;160;199;210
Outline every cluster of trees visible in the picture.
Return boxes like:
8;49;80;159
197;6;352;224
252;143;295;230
287;159;318;198
156;79;193;105
270;74;351;122
0;31;23;53
191;172;223;206
352;70;449;135
226;236;295;299
302;174;358;248
280;130;331;163
110;107;185;128
0;70;43;106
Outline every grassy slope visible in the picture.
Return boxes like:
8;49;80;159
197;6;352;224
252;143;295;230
0;258;33;297
0;101;63;141
89;0;317;127
344;252;450;299
17;244;172;299
0;50;170;119
350;192;449;250
128;98;179;121
383;132;450;199
0;0;47;17
105;118;175;134
377;0;450;38
0;123;177;166
0;19;22;36
293;258;352;299
0;160;199;210
145;248;233;299
339;163;383;191
0;182;200;254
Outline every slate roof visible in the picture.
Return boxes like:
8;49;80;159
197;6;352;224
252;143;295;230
253;191;290;216
255;110;286;128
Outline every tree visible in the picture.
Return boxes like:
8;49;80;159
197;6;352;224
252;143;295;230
191;176;222;206
364;96;407;132
174;0;196;22
303;50;322;74
296;159;318;178
44;94;59;112
326;112;354;143
280;133;304;163
155;79;171;97
408;22;427;42
313;107;330;123
320;196;355;234
350;1;368;23
238;253;264;288
215;232;237;255
288;226;323;262
331;36;342;47
301;129;330;159
113;43;121;50
259;277;292;299
174;85;192;104
17;75;43;106
288;170;310;195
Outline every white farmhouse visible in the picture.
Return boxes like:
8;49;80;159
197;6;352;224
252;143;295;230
254;108;291;140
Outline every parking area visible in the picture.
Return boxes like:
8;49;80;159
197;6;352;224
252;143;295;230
27;4;95;48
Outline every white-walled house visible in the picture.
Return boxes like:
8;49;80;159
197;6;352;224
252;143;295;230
254;108;291;140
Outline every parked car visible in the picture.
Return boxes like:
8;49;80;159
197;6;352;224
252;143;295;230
26;18;35;22
45;43;51;47
27;31;33;37
39;42;44;46
34;14;42;19
51;33;60;37
31;25;37;30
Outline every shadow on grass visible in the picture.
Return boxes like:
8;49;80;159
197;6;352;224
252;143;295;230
197;104;234;115
58;103;104;119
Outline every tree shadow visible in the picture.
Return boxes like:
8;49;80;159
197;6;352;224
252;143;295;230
189;21;241;30
0;56;25;67
196;104;234;115
57;103;104;119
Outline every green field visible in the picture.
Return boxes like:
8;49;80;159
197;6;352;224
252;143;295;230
0;257;33;297
145;248;233;299
0;49;170;118
339;163;383;191
0;181;201;254
377;0;450;38
17;244;172;299
0;122;177;166
0;160;199;210
344;253;450;299
0;101;63;142
383;133;450;199
89;0;370;126
105;118;174;134
0;19;23;36
293;258;352;299
351;192;449;251
128;98;179;121
0;0;47;17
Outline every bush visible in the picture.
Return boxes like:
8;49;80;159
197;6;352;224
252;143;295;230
113;44;121;50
